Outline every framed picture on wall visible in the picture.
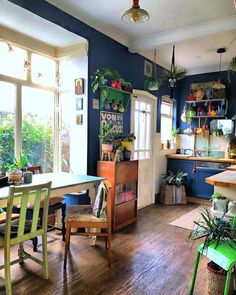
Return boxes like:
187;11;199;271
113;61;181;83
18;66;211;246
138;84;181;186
75;78;84;94
76;97;83;110
144;60;152;77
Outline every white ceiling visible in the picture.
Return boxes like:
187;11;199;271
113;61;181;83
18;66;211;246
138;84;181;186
0;0;85;47
1;0;236;75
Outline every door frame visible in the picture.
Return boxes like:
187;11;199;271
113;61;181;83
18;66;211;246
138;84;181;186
131;89;158;206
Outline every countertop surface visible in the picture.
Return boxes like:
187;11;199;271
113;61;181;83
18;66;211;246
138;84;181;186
205;170;236;188
166;154;236;164
226;165;236;171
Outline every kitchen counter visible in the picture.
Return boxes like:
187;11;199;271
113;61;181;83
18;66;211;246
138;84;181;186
166;154;236;164
205;171;236;188
205;170;236;201
226;165;236;171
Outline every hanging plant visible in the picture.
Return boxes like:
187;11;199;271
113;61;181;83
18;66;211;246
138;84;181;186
229;56;236;72
161;66;187;87
145;77;160;91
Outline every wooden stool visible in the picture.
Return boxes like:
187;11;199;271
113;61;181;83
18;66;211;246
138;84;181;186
101;151;112;161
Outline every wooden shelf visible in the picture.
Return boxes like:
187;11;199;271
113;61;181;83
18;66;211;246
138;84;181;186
99;86;132;111
191;116;226;118
97;160;138;232
186;98;227;103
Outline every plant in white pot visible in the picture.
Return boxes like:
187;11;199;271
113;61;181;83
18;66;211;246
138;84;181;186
211;192;228;214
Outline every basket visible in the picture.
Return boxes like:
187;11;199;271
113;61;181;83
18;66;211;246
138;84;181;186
159;185;186;205
206;262;233;295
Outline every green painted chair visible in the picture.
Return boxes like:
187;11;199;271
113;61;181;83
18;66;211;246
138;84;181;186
190;214;236;295
0;181;52;295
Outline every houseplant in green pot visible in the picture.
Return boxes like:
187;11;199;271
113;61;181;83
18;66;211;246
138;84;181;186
160;170;187;204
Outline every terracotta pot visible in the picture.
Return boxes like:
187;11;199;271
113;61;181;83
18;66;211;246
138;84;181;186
101;143;113;153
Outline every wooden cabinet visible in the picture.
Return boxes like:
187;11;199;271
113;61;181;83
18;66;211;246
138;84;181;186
97;160;138;232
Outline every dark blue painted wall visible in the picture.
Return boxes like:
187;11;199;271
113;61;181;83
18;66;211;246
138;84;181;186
9;0;172;175
177;71;236;132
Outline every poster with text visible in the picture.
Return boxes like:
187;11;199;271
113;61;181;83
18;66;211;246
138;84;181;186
100;111;123;134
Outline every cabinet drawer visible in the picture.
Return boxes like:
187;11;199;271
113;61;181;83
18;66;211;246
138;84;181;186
114;201;137;230
116;161;138;184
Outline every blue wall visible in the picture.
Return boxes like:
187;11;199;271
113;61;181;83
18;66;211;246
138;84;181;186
10;0;172;175
177;71;236;132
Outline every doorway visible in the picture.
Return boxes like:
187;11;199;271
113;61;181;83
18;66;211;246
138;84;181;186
131;90;157;208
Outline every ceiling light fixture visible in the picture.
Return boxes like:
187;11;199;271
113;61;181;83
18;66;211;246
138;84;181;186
213;48;226;90
121;0;150;23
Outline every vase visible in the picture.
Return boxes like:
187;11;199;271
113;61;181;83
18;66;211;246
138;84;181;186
6;171;23;184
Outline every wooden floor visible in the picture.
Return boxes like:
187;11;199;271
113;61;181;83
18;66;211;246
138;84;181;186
0;204;212;295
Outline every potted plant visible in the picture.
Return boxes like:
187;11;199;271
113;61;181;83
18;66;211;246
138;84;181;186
5;153;28;183
229;56;236;72
211;192;228;214
121;132;136;151
160;66;187;88
145;77;160;91
98;123;114;155
189;208;235;294
160;170;187;204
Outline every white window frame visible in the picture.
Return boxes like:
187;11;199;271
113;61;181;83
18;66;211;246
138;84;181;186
161;96;173;143
0;41;60;171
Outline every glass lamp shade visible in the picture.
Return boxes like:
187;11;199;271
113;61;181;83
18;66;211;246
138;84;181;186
212;78;226;89
121;8;150;23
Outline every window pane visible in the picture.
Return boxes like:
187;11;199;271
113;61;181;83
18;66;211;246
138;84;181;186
61;92;71;172
31;53;56;87
161;117;172;143
139;112;146;150
0;42;27;80
22;86;54;172
161;103;171;115
0;81;15;167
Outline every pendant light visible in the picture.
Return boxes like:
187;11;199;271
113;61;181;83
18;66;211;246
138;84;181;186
121;0;150;23
213;48;226;90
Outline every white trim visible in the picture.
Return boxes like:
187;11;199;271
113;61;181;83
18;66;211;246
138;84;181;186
131;89;157;206
128;15;236;52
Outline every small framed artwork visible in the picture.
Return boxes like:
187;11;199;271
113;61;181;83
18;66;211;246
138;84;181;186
144;60;152;77
75;78;84;94
76;97;83;110
76;114;83;125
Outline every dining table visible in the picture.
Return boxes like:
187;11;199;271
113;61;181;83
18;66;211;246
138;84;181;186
0;172;105;207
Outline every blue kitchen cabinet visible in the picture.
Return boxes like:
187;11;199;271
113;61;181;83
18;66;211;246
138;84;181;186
194;168;223;199
167;159;195;196
167;159;228;199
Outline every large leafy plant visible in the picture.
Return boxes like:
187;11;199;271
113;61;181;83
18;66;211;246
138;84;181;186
189;207;236;251
162;170;187;187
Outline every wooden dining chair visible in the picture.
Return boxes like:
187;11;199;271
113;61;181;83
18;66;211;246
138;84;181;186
26;166;66;251
64;180;112;269
0;181;52;295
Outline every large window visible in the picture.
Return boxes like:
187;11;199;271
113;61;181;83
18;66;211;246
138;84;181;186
0;42;58;172
161;97;173;146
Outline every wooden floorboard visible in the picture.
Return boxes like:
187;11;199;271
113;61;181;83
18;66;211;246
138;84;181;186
0;204;217;295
